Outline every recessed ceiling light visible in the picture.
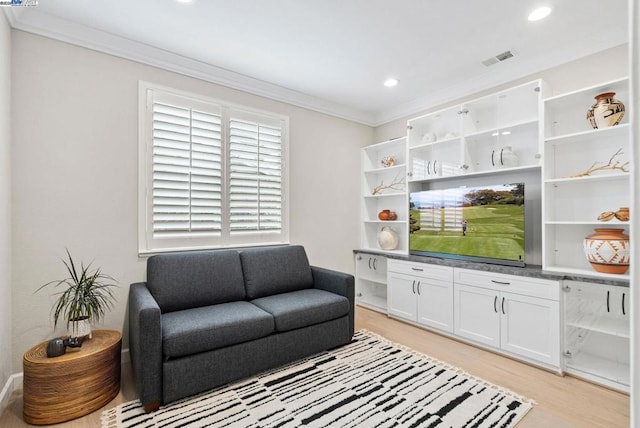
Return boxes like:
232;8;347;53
384;78;399;88
528;6;551;21
176;0;193;3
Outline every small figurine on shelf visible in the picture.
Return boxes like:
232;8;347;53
381;156;396;168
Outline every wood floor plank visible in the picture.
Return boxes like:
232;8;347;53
0;306;629;427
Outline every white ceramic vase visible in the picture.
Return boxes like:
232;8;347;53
378;226;399;250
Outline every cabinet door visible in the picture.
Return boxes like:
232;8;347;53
387;272;418;321
454;284;500;347
355;254;387;283
500;292;560;367
416;277;453;332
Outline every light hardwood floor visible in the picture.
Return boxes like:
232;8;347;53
1;306;629;427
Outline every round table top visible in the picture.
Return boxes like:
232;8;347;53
23;329;122;364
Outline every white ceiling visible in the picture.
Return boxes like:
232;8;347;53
4;0;629;126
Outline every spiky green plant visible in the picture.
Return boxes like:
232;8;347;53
37;250;118;332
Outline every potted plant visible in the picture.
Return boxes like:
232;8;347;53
38;250;118;339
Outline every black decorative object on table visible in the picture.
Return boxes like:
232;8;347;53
45;336;85;358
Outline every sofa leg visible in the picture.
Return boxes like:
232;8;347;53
144;402;161;413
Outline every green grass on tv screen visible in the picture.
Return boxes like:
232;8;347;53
409;204;524;261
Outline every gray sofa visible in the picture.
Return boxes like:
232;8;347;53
128;245;354;411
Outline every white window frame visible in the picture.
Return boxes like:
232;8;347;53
138;81;289;255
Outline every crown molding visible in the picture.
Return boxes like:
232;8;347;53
4;8;377;126
4;8;629;129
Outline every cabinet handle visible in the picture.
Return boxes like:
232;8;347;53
368;257;372;269
622;292;626;316
433;160;437;175
494;296;498;313
491;150;495;167
411;267;424;272
372;258;377;270
607;290;610;313
427;161;431;175
417;281;421;295
412;280;416;294
501;297;506;314
491;280;510;285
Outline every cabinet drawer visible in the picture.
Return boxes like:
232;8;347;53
454;268;559;301
388;260;453;281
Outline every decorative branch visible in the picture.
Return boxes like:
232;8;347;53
372;174;405;195
570;148;629;178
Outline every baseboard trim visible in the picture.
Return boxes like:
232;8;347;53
0;373;23;415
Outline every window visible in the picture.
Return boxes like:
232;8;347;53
139;83;289;254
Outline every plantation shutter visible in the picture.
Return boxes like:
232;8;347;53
140;84;288;254
151;100;222;236
229;113;283;234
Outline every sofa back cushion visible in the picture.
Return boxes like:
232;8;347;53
146;250;246;313
240;245;313;299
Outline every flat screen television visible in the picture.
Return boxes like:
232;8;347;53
409;183;525;267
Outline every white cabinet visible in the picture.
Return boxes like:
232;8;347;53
542;77;631;279
354;253;388;312
387;260;454;332
361;138;408;254
453;268;561;369
407;80;544;183
563;280;629;392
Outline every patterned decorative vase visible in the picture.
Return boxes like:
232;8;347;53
378;226;399;250
586;92;625;129
583;228;630;274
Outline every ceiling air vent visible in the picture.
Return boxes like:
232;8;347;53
482;50;515;67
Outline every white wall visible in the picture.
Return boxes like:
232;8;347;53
10;30;373;370
0;12;13;395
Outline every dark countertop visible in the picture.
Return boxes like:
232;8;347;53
354;249;630;288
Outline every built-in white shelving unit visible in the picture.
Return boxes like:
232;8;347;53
542;77;631;279
360;137;408;255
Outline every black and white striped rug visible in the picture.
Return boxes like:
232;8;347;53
102;331;533;427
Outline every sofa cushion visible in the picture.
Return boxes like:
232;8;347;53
161;301;274;358
251;289;350;332
240;245;314;299
147;250;246;313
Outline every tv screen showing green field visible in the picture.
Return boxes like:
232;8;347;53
409;183;525;265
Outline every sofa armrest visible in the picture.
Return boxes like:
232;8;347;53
311;266;355;337
129;282;163;410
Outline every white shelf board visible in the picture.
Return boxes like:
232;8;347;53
359;246;408;256
409;164;540;184
358;276;386;285
364;137;407;152
464;117;538;139
356;296;387;313
363;164;407;175
566;315;629;338
544;76;629;103
544;123;629;144
363;192;406;199
565;350;629;387
544;173;629;185
544;221;630;226
543;265;630;281
409;136;461;151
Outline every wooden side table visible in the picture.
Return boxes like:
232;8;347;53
23;329;122;425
